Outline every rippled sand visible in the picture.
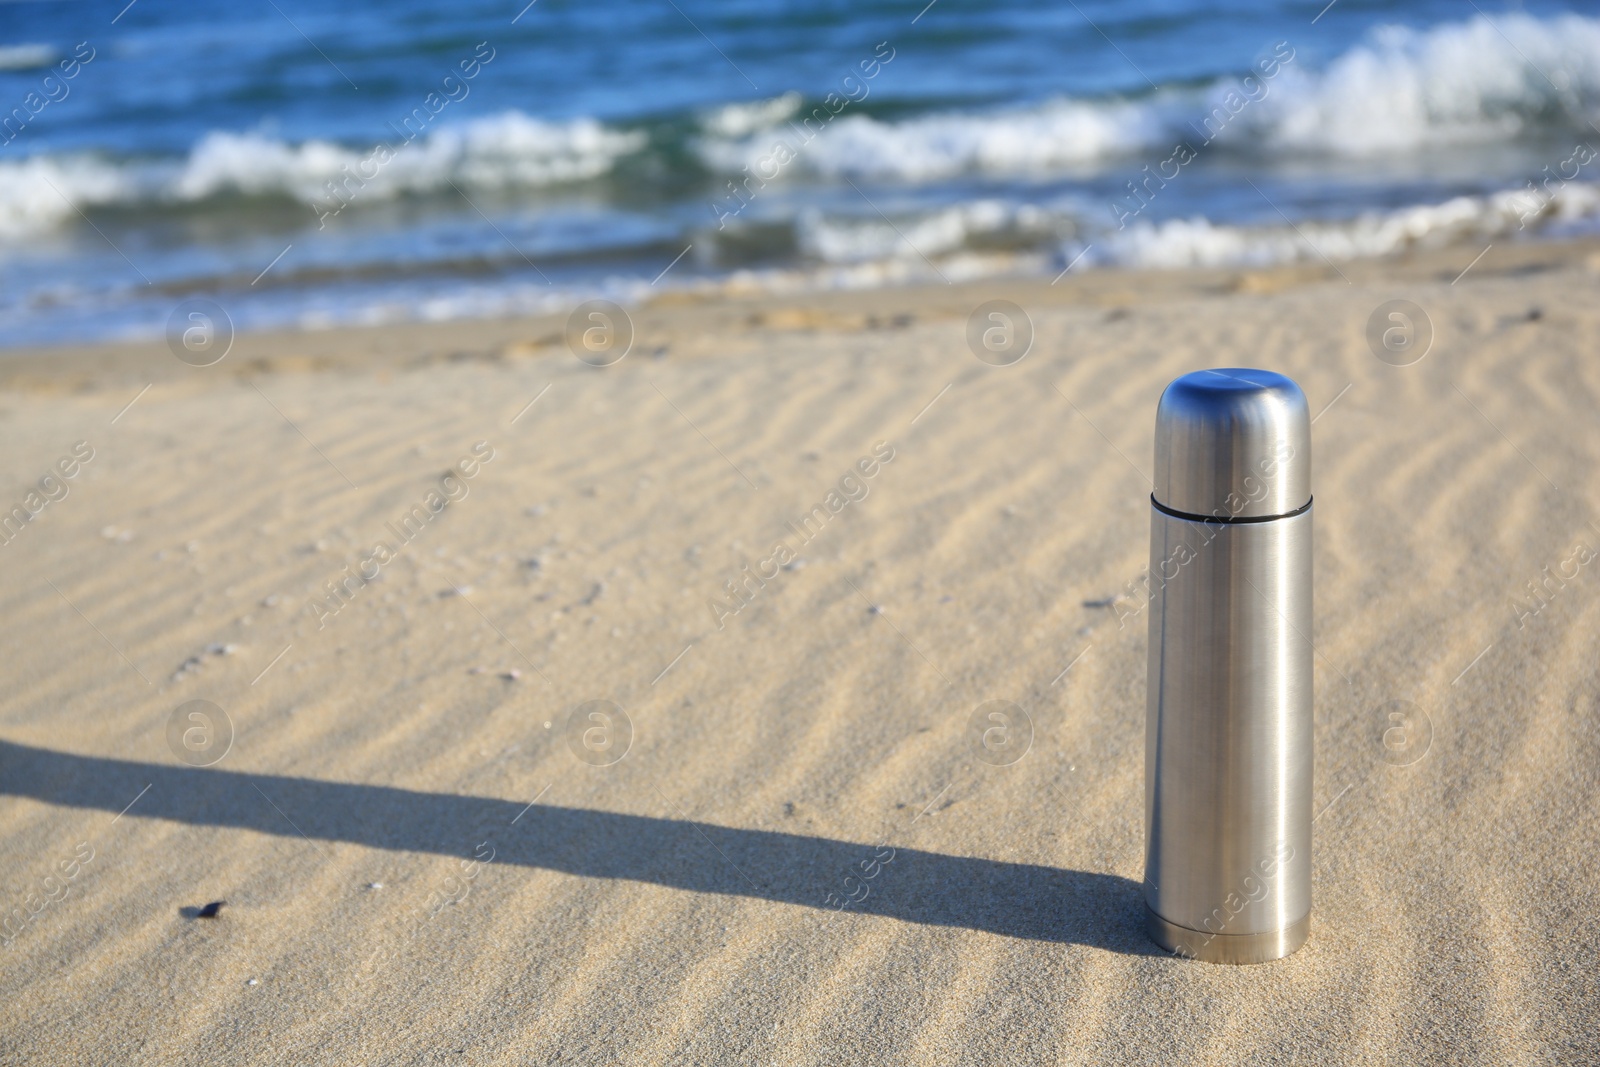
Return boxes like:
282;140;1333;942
1;241;1597;1065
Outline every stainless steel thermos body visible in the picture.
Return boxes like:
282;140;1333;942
1144;368;1313;964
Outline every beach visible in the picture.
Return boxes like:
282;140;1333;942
6;6;1600;347
1;239;1597;1064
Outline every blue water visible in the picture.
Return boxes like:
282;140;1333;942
2;0;1598;344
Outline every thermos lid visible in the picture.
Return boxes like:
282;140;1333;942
1152;368;1311;520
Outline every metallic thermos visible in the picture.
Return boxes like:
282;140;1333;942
1144;368;1312;964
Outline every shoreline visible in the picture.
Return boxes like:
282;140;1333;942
3;233;1596;392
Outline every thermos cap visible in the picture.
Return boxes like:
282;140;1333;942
1153;368;1311;520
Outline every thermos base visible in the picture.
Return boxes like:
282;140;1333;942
1145;906;1310;965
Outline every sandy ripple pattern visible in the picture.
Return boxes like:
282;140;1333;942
0;249;1598;1065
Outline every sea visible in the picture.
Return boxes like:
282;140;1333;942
2;0;1599;346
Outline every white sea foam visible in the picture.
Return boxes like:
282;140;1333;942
175;113;645;202
781;173;1600;274
800;200;980;262
1236;13;1600;154
699;92;803;138
688;177;1600;291
740;168;1600;275
0;155;136;239
0;111;646;240
1098;181;1600;270
795;200;1061;262
0;44;57;71
698;96;1171;180
699;12;1600;181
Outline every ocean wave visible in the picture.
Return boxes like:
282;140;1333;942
6;10;1597;245
0;155;133;240
0;111;646;240
754;176;1600;270
699;12;1600;180
1239;13;1600;155
178;114;645;202
697;97;1172;180
1098;181;1600;270
11;177;1597;347
699;92;804;138
793;200;1067;262
0;44;58;71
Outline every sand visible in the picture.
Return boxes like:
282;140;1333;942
1;239;1598;1065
